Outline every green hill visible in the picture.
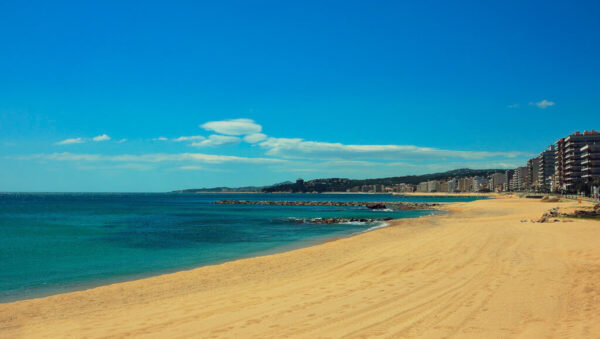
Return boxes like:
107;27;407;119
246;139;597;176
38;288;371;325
262;168;504;193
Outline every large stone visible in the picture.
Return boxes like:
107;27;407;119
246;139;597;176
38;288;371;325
365;203;387;210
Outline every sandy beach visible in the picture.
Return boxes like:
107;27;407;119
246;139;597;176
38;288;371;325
1;196;600;338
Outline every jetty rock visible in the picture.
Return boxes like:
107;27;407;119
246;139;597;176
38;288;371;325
365;203;387;210
215;200;439;210
307;217;394;224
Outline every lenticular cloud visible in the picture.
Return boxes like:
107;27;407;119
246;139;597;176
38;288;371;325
200;118;262;135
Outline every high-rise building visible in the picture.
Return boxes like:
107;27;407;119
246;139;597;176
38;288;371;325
488;172;505;192
504;170;514;191
537;145;556;192
471;176;487;192
512;167;528;191
554;138;566;191
457;177;471;192
581;144;600;183
440;181;449;193
447;179;458;193
527;157;541;190
427;180;441;192
564;131;600;189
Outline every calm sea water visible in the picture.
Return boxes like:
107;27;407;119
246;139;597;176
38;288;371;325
0;193;482;302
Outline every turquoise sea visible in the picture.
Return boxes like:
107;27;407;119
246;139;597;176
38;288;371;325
0;193;482;302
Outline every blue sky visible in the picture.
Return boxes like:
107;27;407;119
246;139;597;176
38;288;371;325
1;1;599;191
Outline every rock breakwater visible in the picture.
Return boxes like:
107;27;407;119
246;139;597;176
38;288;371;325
215;200;439;210
292;217;394;225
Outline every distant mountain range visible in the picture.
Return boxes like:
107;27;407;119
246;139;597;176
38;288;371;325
172;181;293;193
173;169;504;193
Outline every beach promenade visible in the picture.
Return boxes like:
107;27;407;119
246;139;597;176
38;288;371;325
1;196;599;338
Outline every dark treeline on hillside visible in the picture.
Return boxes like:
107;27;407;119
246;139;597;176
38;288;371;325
262;168;503;193
174;186;263;193
172;181;294;193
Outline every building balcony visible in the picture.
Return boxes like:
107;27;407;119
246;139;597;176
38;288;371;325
582;172;600;180
565;153;578;160
581;171;600;178
582;163;600;170
581;158;599;165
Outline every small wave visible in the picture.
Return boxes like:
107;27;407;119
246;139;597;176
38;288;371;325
372;208;394;212
364;221;390;232
339;221;369;225
280;217;308;224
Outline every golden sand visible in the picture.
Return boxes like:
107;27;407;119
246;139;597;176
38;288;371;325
1;197;599;338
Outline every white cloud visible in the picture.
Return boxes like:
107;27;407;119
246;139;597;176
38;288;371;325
153;137;168;141
243;133;267;143
258;137;530;161
530;99;555;109
42;118;530;176
12;152;285;164
77;163;155;171
173;135;206;142
200;118;262;135
92;134;111;142
192;118;529;163
55;138;84;145
179;165;204;170
191;135;241;147
116;138;127;143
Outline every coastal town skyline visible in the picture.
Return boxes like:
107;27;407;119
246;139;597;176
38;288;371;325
195;128;599;197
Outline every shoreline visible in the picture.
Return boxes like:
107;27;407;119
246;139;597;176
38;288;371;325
2;196;599;337
0;206;443;304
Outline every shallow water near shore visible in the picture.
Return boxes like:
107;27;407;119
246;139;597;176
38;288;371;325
0;193;482;302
